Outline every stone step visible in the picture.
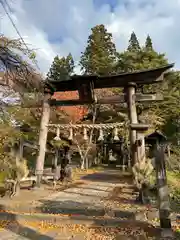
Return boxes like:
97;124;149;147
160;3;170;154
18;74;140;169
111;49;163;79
1;209;179;226
0;211;156;227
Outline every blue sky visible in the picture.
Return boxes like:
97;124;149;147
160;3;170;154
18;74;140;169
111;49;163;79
0;0;179;74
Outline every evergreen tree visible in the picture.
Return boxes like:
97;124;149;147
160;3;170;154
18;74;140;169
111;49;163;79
79;24;117;76
115;32;142;72
47;53;74;81
127;32;141;52
145;35;153;51
116;32;168;73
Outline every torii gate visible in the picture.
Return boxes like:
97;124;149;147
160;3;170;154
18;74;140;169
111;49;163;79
36;64;173;185
35;64;174;230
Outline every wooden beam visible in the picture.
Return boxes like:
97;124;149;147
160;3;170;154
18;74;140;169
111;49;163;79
98;94;163;104
130;124;150;131
133;94;163;102
49;99;90;106
49;94;163;106
1;94;163;108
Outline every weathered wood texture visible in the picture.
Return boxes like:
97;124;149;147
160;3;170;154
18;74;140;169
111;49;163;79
3;94;163;108
126;84;138;165
35;93;51;187
155;145;172;229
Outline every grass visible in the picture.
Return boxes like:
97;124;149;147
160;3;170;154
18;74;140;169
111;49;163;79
145;170;180;213
149;170;180;189
167;171;180;187
167;171;180;213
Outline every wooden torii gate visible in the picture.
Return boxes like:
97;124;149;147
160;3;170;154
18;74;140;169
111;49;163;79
35;64;174;231
36;64;173;187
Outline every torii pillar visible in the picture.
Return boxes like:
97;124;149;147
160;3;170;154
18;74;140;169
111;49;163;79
35;87;53;188
125;83;138;166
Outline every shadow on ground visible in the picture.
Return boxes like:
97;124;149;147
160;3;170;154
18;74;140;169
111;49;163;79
1;166;179;239
0;204;54;240
105;185;139;205
37;199;136;219
81;170;133;184
36;200;163;239
86;220;161;239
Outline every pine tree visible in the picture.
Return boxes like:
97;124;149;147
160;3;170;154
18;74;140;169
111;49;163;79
47;53;74;81
145;35;153;51
79;24;117;76
127;32;141;52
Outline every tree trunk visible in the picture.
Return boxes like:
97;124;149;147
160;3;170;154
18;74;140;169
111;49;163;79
75;105;97;170
80;158;85;169
14;181;20;196
85;156;88;169
10;180;20;197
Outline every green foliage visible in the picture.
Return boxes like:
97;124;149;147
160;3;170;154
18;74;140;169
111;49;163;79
145;35;153;51
47;53;74;81
80;24;117;75
50;139;69;148
116;33;168;73
0;123;20;169
0;35;43;177
158;71;180;145
127;32;141;52
167;171;180;212
166;153;180;172
171;188;180;201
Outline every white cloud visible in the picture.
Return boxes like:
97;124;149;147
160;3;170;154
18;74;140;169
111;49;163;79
0;0;180;75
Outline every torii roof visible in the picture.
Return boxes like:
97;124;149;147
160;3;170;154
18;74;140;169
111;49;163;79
45;64;174;92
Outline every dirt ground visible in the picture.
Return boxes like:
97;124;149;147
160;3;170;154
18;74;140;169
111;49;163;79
0;168;179;239
0;168;99;212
